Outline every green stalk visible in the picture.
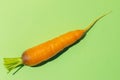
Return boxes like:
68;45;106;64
3;57;23;73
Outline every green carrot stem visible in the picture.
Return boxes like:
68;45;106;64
3;57;23;73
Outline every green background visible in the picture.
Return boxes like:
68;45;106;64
0;0;120;80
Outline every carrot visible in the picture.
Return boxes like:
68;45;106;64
3;11;111;74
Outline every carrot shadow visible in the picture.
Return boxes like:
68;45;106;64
32;33;87;67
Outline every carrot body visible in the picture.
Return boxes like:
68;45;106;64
22;30;85;66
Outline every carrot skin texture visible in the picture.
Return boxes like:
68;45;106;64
22;30;85;66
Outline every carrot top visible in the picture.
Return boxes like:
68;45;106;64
4;57;23;74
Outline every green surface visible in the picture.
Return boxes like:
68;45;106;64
0;0;120;80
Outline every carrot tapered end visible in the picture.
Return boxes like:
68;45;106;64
84;11;112;33
3;57;23;73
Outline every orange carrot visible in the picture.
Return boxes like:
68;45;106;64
22;30;85;66
3;12;111;74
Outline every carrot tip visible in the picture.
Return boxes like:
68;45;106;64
84;11;111;33
3;57;23;73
